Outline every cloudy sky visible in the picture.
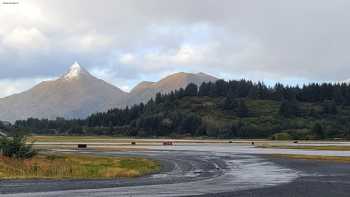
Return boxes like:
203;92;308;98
0;0;349;98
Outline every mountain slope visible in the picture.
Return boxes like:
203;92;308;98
0;62;127;122
127;72;218;105
0;63;218;122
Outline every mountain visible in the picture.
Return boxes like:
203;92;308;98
0;62;127;122
0;63;218;122
127;72;218;105
15;76;350;139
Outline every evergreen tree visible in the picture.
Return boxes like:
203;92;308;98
322;100;338;114
11;77;350;139
155;93;162;104
248;86;258;99
229;123;238;138
333;86;345;105
272;83;285;101
237;100;249;117
223;89;238;110
214;80;228;97
198;82;210;96
180;113;201;135
185;83;198;96
311;123;325;139
279;99;299;117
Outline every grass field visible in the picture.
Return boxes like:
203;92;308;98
258;144;350;151
273;154;350;163
30;136;119;142
0;154;160;179
29;135;253;144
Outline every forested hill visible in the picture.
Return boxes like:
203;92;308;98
12;79;350;140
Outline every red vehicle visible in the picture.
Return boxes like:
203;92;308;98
163;141;173;146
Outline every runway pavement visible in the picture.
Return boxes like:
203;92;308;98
1;144;350;197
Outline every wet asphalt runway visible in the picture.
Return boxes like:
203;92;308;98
199;156;350;197
1;145;350;197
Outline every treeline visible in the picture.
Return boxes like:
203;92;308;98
12;79;350;139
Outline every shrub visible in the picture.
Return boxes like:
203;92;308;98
237;100;249;117
279;100;300;117
311;123;325;139
0;133;36;159
271;132;292;140
284;129;310;140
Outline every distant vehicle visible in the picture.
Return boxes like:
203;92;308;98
163;141;173;146
77;144;87;149
131;141;136;145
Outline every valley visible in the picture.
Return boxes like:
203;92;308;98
2;1;350;196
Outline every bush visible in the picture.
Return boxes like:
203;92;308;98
279;100;300;117
237;100;249;117
0;133;36;159
311;123;325;139
284;129;310;140
271;132;292;140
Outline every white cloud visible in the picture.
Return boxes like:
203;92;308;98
0;77;54;98
120;85;131;92
2;27;49;50
0;2;46;30
174;45;199;63
90;66;136;93
1;0;350;88
64;31;113;52
119;53;135;64
116;43;214;73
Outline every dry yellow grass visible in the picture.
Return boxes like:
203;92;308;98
0;154;160;179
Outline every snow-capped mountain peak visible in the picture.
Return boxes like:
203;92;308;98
0;62;127;122
63;61;89;80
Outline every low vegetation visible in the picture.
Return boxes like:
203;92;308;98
0;133;159;179
29;135;119;142
0;134;36;159
0;154;160;179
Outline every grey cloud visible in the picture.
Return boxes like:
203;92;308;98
1;0;350;84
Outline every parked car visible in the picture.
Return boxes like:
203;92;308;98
163;141;173;146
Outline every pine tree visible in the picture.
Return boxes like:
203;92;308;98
155;93;162;104
185;83;198;96
223;89;238;110
214;80;228;97
237;100;249;117
322;100;337;114
198;82;210;96
279;99;299;117
333;86;345;105
311;123;325;139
